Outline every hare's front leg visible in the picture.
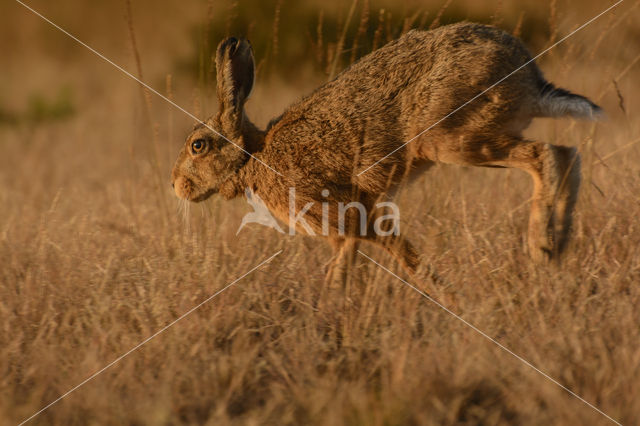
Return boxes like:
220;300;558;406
324;234;419;285
323;238;359;287
362;234;420;277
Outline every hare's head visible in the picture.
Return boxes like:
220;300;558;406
172;37;262;202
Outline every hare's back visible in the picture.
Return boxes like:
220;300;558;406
264;23;543;192
409;23;543;127
334;22;542;106
274;22;542;143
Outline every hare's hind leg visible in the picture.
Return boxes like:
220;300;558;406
548;145;581;257
426;135;580;262
507;141;581;262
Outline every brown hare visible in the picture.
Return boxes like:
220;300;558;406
172;22;601;280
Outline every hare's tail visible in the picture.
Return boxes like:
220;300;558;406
535;82;603;120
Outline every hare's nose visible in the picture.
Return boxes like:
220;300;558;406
171;182;175;189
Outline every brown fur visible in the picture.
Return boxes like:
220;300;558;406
171;23;599;279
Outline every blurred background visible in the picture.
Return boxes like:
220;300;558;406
1;0;639;424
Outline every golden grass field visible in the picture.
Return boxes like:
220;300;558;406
1;0;639;424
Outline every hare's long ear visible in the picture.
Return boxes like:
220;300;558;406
216;37;255;126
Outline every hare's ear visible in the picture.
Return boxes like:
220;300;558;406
216;37;255;117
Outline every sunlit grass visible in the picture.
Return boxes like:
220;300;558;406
1;0;639;424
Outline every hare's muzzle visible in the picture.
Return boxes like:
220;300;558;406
172;175;216;202
172;176;193;200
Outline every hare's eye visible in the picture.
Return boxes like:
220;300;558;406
191;139;206;154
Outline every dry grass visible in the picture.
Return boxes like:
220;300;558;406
1;0;639;424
